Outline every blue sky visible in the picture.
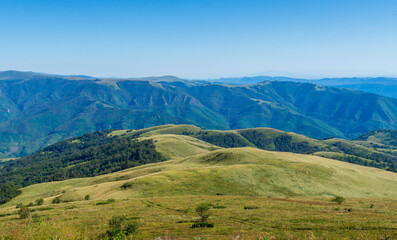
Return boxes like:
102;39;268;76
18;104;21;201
1;0;397;79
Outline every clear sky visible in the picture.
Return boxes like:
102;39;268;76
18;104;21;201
1;0;397;79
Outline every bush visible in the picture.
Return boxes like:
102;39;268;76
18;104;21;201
84;195;90;200
109;216;126;231
106;215;139;238
120;182;132;189
125;221;139;234
52;197;61;204
35;198;44;206
196;203;211;222
18;206;31;219
332;196;345;205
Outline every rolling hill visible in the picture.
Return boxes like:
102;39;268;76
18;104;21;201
1;124;396;206
1;71;397;159
0;125;396;239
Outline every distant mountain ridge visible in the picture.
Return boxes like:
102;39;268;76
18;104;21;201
215;76;397;98
0;71;397;157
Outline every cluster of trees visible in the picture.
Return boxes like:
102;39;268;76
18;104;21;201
239;130;320;154
181;130;249;148
0;182;21;204
330;142;397;172
356;129;397;148
239;130;273;149
183;128;396;172
0;130;165;204
273;135;319;154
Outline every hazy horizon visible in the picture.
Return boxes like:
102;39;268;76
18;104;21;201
1;0;397;79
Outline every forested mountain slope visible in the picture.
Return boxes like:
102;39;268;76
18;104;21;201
1;71;397;158
216;76;397;98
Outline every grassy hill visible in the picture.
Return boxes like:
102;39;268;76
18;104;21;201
1;124;396;205
1;124;396;206
6;146;396;208
0;125;396;239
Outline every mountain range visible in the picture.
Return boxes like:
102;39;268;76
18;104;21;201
1;70;397;158
215;76;397;99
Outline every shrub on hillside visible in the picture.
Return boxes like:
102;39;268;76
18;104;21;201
192;203;214;228
332;196;345;205
18;206;31;219
52;197;61;204
84;195;90;200
120;182;132;189
35;198;44;206
106;215;139;239
196;203;211;222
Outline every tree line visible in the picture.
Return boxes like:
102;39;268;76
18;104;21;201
0;130;165;204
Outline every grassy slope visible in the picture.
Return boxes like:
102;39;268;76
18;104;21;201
1;129;397;239
3;134;396;208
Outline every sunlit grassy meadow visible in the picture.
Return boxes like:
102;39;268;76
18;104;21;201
1;126;396;239
0;195;396;239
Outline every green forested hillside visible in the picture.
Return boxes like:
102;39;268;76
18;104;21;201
1;71;397;158
0;129;165;204
177;125;397;172
216;76;397;98
355;129;397;147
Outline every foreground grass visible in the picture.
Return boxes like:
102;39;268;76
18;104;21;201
0;195;396;239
